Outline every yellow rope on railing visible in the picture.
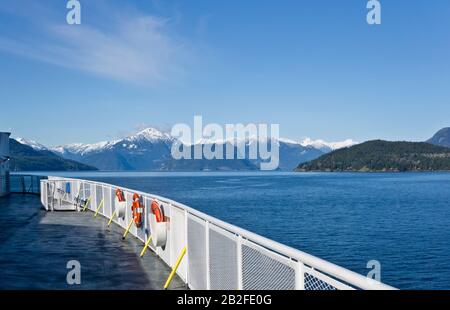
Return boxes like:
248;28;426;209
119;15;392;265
94;199;104;217
82;196;91;212
164;247;187;290
139;236;153;257
107;210;117;227
122;219;134;239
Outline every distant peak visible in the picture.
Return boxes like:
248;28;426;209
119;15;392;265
51;141;115;155
14;137;48;151
427;127;450;148
278;137;300;145
129;127;173;142
435;127;450;134
300;137;357;151
138;127;165;136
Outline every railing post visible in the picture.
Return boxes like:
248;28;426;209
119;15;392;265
237;235;243;290
295;260;305;290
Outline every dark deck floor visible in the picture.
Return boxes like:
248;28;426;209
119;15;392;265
0;194;185;290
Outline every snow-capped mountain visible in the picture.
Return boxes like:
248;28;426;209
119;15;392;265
51;128;174;170
182;136;324;170
244;139;324;171
192;135;299;147
14;137;48;151
18;127;356;171
52;141;118;156
52;128;173;155
300;138;357;153
126;128;173;143
9;138;97;171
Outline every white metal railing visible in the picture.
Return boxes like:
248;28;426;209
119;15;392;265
40;177;396;290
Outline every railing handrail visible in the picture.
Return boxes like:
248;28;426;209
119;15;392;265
44;176;396;290
10;174;46;195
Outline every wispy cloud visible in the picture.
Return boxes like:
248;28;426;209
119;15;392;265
0;1;190;85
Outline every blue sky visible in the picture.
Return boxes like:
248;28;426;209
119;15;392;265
0;0;449;146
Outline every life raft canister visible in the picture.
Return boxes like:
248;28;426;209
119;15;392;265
115;189;125;202
132;193;144;228
151;200;164;223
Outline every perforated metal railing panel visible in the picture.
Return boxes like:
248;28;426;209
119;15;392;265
104;187;111;217
81;182;85;201
170;206;187;281
242;241;296;290
209;224;239;290
304;272;337;290
187;214;207;289
302;267;353;290
111;187;116;218
96;185;103;212
90;184;95;210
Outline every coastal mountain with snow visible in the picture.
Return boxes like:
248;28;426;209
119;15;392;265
300;138;358;153
13;127;450;171
50;128;174;170
15;138;49;151
51;128;173;157
15;128;356;171
9;138;96;171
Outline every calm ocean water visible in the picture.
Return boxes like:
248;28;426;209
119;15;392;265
17;172;450;289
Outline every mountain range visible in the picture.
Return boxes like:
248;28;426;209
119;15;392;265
13;128;356;171
14;126;448;172
9;138;97;171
